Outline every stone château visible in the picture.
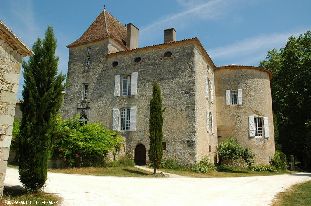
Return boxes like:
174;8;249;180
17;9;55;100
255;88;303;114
62;9;275;165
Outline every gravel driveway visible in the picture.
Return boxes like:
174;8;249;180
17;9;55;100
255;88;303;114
4;168;311;206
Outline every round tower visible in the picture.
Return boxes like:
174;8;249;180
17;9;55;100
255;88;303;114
215;65;275;164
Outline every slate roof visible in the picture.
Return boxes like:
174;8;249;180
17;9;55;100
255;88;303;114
67;9;127;48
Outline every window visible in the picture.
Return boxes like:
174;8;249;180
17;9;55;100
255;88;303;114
82;84;89;100
134;57;142;63
112;61;118;67
79;109;88;125
86;47;91;68
206;78;211;100
164;51;172;57
209;112;213;133
249;116;269;138
209;145;211;152
121;108;131;131
114;72;138;97
162;142;167;150
122;75;131;96
254;117;263;137
230;90;238;105
226;89;242;105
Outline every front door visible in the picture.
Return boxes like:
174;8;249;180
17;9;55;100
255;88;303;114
134;144;146;165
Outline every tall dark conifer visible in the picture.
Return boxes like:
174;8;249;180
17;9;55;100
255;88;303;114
19;27;64;191
148;82;163;174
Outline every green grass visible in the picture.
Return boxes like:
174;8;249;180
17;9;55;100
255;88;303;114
161;168;290;178
1;186;61;206
272;180;311;206
49;166;154;177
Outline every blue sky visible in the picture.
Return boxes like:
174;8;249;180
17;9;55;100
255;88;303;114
0;0;310;98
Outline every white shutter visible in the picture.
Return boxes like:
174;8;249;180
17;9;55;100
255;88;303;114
238;89;243;105
264;117;270;138
205;78;209;98
114;75;120;96
206;111;209;132
210;79;214;103
249;116;256;137
226;90;231;105
130;106;137;131
131;72;138;96
112;108;120;131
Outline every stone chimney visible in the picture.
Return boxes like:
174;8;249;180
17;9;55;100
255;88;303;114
164;28;176;43
126;23;139;50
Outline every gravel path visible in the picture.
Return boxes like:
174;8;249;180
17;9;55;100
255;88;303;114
4;168;311;206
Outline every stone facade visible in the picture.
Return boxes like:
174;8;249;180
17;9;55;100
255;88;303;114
215;66;275;164
63;10;275;165
0;21;31;195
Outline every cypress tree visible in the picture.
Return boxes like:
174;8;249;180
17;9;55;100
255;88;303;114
148;82;163;174
18;27;64;191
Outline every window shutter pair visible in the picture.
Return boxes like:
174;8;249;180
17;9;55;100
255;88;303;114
248;116;269;138
225;89;243;105
114;72;138;96
112;107;137;131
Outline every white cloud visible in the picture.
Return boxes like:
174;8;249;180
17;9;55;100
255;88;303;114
140;0;242;45
142;0;230;33
8;0;40;46
209;30;305;66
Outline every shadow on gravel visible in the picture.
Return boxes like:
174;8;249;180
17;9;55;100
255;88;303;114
290;173;311;177
4;185;26;197
122;168;150;176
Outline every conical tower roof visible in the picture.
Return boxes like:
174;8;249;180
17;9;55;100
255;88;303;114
67;9;127;48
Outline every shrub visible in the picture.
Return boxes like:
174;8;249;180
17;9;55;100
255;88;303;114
51;116;124;167
249;165;277;172
191;157;216;173
107;155;134;167
218;138;254;166
160;159;186;170
270;150;288;170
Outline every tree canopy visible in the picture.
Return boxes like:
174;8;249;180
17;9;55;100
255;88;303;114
260;31;311;169
149;82;164;174
18;27;65;191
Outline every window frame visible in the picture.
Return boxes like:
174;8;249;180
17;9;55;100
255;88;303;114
121;75;131;96
120;108;131;131
254;116;264;137
230;90;238;105
82;83;89;100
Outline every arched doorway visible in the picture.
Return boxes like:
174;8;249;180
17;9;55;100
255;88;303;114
134;144;146;165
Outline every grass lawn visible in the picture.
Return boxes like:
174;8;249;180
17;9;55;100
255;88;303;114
49;166;154;177
161;168;290;178
1;186;61;206
272;180;311;206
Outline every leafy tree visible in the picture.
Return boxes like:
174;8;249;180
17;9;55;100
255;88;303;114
148;82;164;174
260;31;311;169
51;115;124;167
18;27;65;191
